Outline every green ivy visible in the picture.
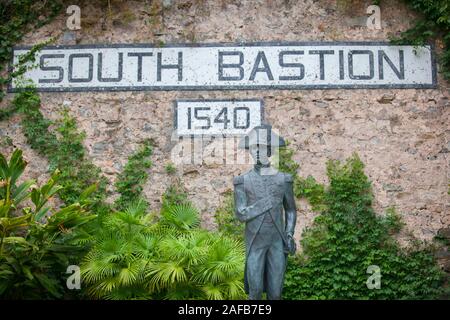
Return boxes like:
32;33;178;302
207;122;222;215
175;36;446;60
0;0;62;100
13;88;108;206
391;0;450;79
161;182;190;210
114;140;153;210
0;105;19;122
283;154;445;299
164;162;177;175
277;143;326;211
276;143;299;177
214;190;244;241
14;87;58;154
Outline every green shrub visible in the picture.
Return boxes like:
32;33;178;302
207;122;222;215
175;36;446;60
81;199;245;300
214;190;244;241
294;176;326;212
283;154;445;300
276;143;326;211
276;143;299;177
0;149;96;299
114;140;153;210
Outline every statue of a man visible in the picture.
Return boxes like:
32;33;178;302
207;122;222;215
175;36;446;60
233;123;297;300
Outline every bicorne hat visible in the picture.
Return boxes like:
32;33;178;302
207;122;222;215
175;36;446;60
238;123;286;150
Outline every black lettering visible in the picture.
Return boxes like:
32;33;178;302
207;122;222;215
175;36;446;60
309;50;334;80
279;51;304;81
68;53;93;83
194;107;211;129
249;51;274;81
98;52;123;82
348;50;374;80
214;107;231;129
157;52;183;81
187;107;192;130
39;54;64;83
378;50;404;80
218;51;244;81
339;50;345;80
128;52;153;82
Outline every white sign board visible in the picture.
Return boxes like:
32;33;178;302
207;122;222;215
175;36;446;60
9;42;436;92
175;99;263;136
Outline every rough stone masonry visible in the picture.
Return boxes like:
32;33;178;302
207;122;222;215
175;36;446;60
0;0;448;243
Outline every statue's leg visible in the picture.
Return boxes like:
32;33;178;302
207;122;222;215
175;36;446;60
265;234;286;300
247;246;266;300
246;234;270;300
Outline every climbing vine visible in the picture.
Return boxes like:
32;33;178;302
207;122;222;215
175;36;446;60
392;0;450;79
13;88;108;206
214;190;244;241
114;139;153;210
0;0;62;100
277;143;326;211
277;148;445;299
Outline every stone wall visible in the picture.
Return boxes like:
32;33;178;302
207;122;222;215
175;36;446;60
0;0;448;242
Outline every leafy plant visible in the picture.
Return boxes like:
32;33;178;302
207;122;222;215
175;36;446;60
0;0;62;100
14;90;109;207
164;162;177;175
0;105;19;122
81;199;245;300
275;142;299;177
391;0;450;79
0;149;96;299
214;190;244;241
80;200;155;299
276;142;326;211
283;154;445;300
161;182;190;211
114;140;153;210
294;176;326;212
79;135;245;300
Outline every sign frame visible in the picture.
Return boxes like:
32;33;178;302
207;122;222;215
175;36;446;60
8;41;438;92
173;98;265;137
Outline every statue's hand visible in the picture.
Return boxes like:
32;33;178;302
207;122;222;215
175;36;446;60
287;233;296;255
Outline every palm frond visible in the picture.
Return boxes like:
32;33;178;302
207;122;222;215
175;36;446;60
96;276;119;294
81;257;120;284
161;203;200;231
159;231;208;266
164;283;201;300
95;234;127;262
222;278;246;299
195;237;244;283
132;233;158;259
146;261;188;292
117;265;139;286
103;285;152;300
201;283;225;300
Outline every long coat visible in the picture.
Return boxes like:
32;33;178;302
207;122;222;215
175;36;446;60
233;168;297;293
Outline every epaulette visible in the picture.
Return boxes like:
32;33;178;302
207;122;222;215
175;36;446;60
233;175;244;185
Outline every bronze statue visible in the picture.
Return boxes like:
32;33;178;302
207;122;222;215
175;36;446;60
233;123;297;300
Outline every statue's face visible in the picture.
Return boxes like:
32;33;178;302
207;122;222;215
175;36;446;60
249;144;271;165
